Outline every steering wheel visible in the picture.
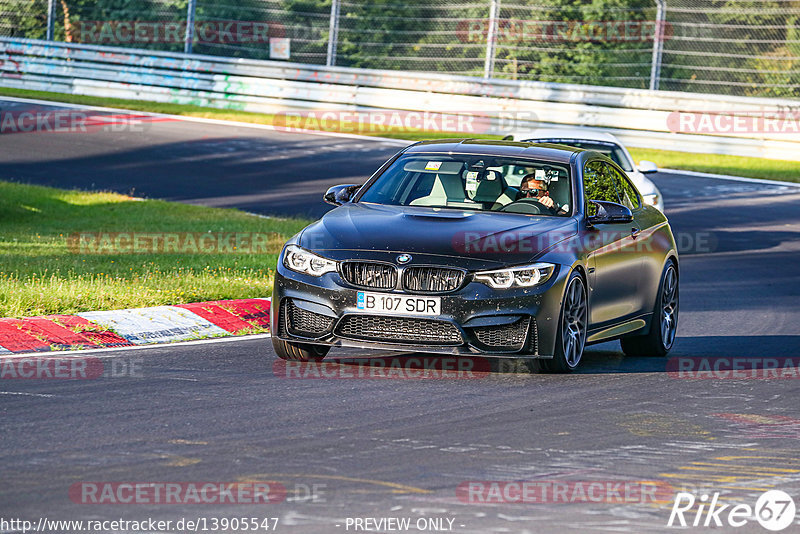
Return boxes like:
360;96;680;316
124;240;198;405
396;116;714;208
500;198;556;215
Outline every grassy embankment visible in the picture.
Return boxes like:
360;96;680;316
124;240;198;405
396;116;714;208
0;180;309;318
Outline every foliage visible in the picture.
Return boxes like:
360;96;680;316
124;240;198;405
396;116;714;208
3;0;797;95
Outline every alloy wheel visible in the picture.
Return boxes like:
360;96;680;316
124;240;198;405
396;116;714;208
661;265;679;349
562;277;588;368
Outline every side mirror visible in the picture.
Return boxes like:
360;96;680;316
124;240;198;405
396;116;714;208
638;160;658;174
587;200;633;225
324;184;361;206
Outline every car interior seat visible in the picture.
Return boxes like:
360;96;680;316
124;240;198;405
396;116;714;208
469;170;515;210
546;169;570;212
514;167;570;213
407;160;473;207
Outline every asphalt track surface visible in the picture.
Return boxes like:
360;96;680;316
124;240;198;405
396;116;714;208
2;99;800;533
0;98;405;218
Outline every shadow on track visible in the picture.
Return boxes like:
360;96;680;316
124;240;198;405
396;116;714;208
0;137;400;218
307;334;800;377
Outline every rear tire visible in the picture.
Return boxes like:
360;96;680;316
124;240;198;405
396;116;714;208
621;262;679;358
272;337;330;361
537;271;588;373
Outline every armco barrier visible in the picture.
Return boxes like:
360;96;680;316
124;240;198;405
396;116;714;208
1;37;798;160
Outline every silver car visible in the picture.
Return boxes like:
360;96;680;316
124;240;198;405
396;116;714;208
504;129;664;212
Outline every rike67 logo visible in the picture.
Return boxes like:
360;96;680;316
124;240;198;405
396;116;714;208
667;490;796;531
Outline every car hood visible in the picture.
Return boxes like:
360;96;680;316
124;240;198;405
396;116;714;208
299;202;577;269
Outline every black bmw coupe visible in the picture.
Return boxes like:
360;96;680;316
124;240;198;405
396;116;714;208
270;139;679;372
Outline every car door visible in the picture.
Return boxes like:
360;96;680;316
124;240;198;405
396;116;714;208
609;164;655;317
583;159;643;326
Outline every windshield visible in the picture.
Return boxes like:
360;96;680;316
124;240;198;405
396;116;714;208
523;139;633;172
359;154;572;216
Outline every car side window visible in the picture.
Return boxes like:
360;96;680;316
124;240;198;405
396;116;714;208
609;166;642;211
583;160;620;216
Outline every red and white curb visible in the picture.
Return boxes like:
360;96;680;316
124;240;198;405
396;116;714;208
0;298;271;354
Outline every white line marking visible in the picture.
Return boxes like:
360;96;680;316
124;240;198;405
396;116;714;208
0;333;271;358
0;95;410;146
4;96;793;184
659;168;800;188
0;391;55;398
163;377;199;382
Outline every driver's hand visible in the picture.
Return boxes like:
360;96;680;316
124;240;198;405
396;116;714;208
538;196;554;208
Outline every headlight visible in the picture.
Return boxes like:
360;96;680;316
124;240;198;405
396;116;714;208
283;244;337;276
643;193;660;207
474;263;555;289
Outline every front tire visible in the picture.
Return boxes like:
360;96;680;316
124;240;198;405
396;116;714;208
272;337;330;361
621;261;679;357
537;271;588;373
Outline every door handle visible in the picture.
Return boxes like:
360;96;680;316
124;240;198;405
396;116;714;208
631;227;641;239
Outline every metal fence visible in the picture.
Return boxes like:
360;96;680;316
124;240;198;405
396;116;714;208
1;0;798;97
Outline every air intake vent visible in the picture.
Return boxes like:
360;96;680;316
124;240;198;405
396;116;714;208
340;262;397;290
335;315;463;345
284;299;335;338
472;318;532;351
403;266;465;293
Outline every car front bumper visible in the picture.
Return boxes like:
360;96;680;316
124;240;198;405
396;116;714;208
271;261;570;359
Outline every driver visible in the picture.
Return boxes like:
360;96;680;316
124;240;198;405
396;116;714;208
519;174;568;214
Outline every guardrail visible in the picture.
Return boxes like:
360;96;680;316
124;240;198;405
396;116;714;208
1;37;798;161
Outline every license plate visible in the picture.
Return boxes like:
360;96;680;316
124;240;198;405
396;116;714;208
356;291;441;316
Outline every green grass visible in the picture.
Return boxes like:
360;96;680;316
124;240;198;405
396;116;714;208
0;180;310;318
627;148;800;183
2;86;797;183
0;86;282;125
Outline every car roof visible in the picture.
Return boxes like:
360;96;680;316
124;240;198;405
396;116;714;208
509;128;622;144
403;138;581;164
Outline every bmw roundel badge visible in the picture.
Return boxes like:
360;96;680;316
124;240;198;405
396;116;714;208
397;254;412;264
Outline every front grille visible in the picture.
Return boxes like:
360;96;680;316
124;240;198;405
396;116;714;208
472;318;531;351
340;262;397;289
335;315;463;345
403;266;465;293
284;299;334;338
